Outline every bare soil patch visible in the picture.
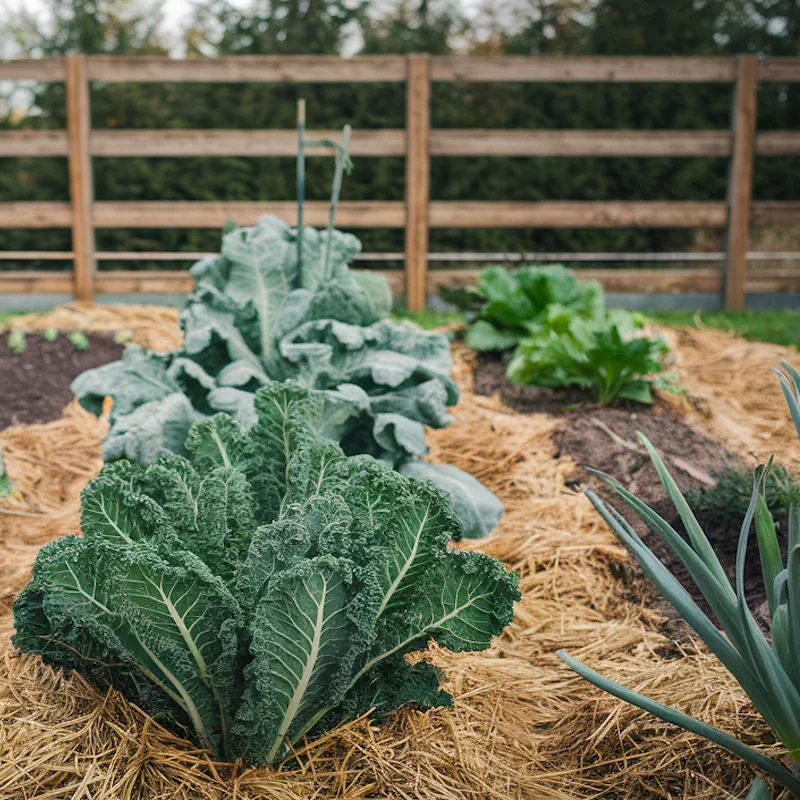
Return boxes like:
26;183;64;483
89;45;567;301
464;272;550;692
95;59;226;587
0;332;123;430
475;347;786;625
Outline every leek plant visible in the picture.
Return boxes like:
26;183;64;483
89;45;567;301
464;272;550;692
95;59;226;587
559;362;800;797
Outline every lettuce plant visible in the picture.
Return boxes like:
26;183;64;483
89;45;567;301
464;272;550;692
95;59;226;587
447;264;606;353
558;362;800;796
71;215;503;538
14;383;519;765
507;317;672;405
445;264;673;406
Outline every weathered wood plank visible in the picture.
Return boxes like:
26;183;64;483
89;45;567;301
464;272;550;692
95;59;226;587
428;201;727;228
751;202;800;225
757;58;800;83
0;202;73;228
0;251;73;260
86;55;406;83
91;201;405;228
755;131;800;156
404;55;430;312
65;53;96;302
0;130;69;157
430;129;733;157
431;56;736;83
90;128;406;157
91;269;401;294
426;267;800;294
0;58;66;81
724;57;758;310
0;271;74;292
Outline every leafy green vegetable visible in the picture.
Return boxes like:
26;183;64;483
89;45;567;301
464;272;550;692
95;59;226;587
507;317;673;405
457;265;605;353
42;327;59;342
71;216;502;539
448;264;675;406
14;384;519;765
558;361;800;796
8;330;25;355
67;331;90;351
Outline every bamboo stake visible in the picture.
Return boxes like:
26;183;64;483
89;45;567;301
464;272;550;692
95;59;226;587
323;124;352;281
296;99;306;280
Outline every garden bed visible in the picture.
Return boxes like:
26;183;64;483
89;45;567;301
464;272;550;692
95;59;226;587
0;332;123;429
0;305;798;799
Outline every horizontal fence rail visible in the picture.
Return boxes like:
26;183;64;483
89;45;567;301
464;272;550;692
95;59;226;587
1;54;799;309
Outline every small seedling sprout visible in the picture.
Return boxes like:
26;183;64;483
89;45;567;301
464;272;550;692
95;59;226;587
8;330;25;355
42;327;59;342
67;331;89;351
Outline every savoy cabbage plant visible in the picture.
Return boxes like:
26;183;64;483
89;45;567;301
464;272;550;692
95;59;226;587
14;384;519;765
71;216;502;538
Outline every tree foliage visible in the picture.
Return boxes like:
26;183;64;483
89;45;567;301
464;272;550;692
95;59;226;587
1;0;798;265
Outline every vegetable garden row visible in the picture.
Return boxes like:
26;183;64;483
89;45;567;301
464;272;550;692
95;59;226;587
1;123;799;799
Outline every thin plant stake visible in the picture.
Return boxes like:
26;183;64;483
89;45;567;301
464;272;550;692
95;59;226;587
323;124;352;282
296;99;306;281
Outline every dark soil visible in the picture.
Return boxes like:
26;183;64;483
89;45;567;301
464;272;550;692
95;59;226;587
474;350;780;629
472;352;594;415
0;332;123;429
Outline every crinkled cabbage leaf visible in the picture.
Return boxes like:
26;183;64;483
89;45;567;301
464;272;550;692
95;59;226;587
72;216;502;538
14;384;519;765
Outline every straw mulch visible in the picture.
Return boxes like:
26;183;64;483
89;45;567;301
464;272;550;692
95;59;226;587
3;302;182;352
0;308;798;799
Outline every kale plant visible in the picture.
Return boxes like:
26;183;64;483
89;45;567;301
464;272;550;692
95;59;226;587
14;384;519;765
71;216;502;538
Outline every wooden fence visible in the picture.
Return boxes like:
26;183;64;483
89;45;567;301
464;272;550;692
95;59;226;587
1;54;800;310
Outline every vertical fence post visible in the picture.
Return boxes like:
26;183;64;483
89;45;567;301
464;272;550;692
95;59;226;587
724;55;757;311
405;54;430;312
65;53;95;302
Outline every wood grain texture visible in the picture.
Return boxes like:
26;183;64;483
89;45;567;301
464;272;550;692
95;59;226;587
724;55;758;311
0;202;72;228
751;202;800;224
91;201;405;228
755;131;800;156
90;128;405;157
0;58;66;81
426;268;800;294
757;58;800;83
404;55;431;312
86;55;406;83
428;201;728;228
431;56;736;83
65;54;96;301
430;129;733;157
0;131;69;157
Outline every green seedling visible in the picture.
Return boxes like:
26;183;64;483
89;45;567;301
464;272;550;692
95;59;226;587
67;331;89;351
8;330;26;355
42;327;59;342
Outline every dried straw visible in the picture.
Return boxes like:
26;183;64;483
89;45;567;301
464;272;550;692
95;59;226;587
3;302;182;352
0;308;797;799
